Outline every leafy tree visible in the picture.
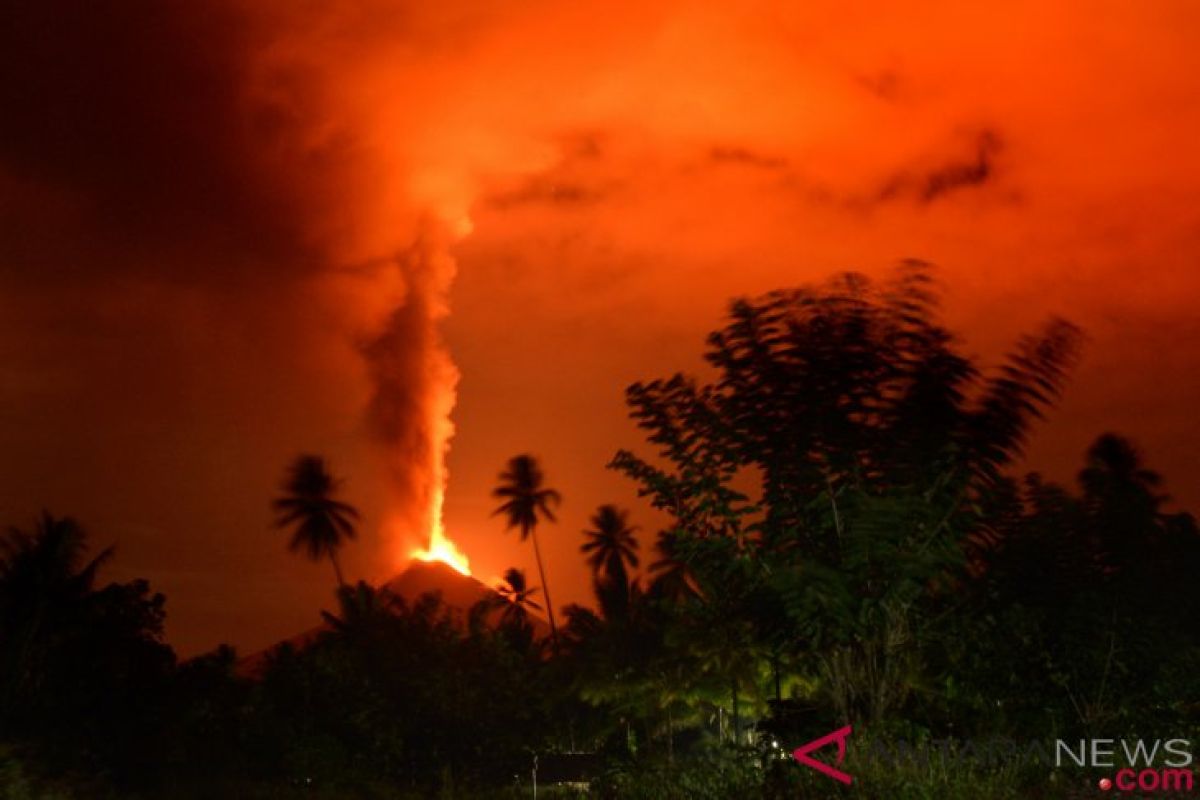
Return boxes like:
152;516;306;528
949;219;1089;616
956;434;1200;735
272;455;359;587
492;454;563;649
611;264;1082;725
647;531;698;603
0;513;173;789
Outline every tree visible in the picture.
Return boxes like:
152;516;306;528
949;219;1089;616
581;505;640;587
0;514;172;786
611;264;1083;724
647;531;697;603
492;454;562;649
941;433;1200;736
491;567;542;629
321;580;400;646
1079;433;1188;580
0;512;113;714
272;455;359;588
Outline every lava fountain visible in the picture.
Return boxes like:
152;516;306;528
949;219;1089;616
410;393;471;576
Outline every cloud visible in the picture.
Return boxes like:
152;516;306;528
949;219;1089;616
708;147;790;171
877;129;1003;205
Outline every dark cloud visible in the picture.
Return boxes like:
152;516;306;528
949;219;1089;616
708;146;790;171
360;233;457;538
877;129;1002;204
0;0;447;654
0;2;356;287
485;177;610;210
483;136;616;210
854;68;904;102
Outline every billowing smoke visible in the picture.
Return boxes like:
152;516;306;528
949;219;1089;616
360;229;467;572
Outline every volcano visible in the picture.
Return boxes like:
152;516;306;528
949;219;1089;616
383;558;497;611
236;559;545;677
382;559;551;637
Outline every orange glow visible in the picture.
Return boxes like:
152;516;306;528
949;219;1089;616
4;0;1200;659
405;399;473;576
408;360;471;578
411;524;472;577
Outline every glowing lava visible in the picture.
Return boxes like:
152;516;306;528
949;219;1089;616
411;522;471;576
408;394;471;577
408;466;471;575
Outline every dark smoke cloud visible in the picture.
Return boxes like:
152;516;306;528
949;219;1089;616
360;234;458;539
0;1;445;653
708;147;790;171
877;129;1003;205
0;2;345;286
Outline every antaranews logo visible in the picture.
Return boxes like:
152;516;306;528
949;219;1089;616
1059;739;1195;793
792;725;853;785
789;731;1200;793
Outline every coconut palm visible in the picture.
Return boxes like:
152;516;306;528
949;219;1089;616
492;454;562;649
492;567;542;628
0;512;112;711
322;581;399;635
581;505;639;587
272;455;359;587
648;531;698;603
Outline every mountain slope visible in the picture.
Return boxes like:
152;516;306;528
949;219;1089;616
235;559;547;677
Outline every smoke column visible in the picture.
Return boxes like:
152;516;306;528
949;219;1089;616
360;226;471;574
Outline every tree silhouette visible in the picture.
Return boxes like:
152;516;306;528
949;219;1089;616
0;513;172;785
272;455;359;588
321;580;400;645
0;512;113;714
611;264;1084;724
581;505;639;586
491;567;542;629
580;505;640;622
1080;433;1173;572
647;531;697;603
492;454;562;650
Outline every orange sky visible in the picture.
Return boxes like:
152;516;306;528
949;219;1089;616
1;1;1198;655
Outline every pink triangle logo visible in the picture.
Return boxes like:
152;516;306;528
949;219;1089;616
792;725;853;784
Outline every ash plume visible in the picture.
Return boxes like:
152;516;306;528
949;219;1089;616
360;232;460;545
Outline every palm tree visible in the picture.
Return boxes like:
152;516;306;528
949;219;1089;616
321;581;400;646
581;505;639;587
272;455;359;587
492;454;562;649
0;512;112;712
491;567;542;628
648;531;697;603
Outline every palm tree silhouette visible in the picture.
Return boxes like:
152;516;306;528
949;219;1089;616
492;454;562;650
581;505;639;587
320;580;400;646
0;512;112;712
648;531;697;603
272;455;359;588
492;567;542;628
